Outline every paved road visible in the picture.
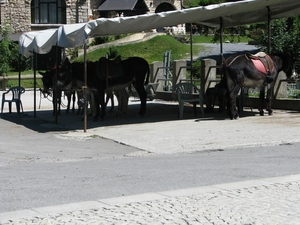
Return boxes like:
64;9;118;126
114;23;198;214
196;42;260;62
1;175;299;224
1;83;300;223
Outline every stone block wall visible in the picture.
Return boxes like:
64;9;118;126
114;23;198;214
1;1;31;33
2;0;182;34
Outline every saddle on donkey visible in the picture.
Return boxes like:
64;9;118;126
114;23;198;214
245;52;275;82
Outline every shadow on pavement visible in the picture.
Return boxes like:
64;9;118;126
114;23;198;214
0;98;259;133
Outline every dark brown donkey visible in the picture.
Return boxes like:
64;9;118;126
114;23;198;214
59;56;150;120
223;52;293;119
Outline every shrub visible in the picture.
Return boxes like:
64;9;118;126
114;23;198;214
0;22;30;72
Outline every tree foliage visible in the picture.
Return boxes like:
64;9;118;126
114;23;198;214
184;0;300;64
0;22;11;75
248;16;300;62
0;21;30;73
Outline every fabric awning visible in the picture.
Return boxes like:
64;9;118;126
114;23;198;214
98;0;138;11
19;0;300;57
88;0;300;37
19;29;58;58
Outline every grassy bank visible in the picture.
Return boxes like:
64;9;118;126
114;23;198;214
76;35;204;63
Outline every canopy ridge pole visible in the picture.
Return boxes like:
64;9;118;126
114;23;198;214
83;39;88;133
267;6;271;54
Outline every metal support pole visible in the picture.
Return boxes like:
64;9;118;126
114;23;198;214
267;6;271;54
83;40;88;132
54;45;59;124
18;54;21;87
76;0;79;23
190;23;193;83
220;17;223;64
33;52;37;118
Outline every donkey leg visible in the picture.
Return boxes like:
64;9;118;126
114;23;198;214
72;91;76;112
229;95;238;119
76;91;83;115
123;89;129;114
113;91;122;116
105;91;114;112
134;84;147;117
266;85;274;115
98;91;106;120
229;85;240;119
110;93;114;112
259;87;265;116
65;92;71;113
119;89;129;116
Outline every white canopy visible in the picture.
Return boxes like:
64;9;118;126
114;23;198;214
19;0;300;57
19;29;58;58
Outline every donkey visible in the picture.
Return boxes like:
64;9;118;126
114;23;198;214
39;70;76;115
59;56;150;120
223;52;293;119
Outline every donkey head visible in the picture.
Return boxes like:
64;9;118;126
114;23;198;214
39;70;56;95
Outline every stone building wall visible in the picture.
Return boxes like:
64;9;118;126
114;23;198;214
2;0;182;34
2;0;31;33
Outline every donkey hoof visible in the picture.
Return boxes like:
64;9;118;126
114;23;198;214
259;111;264;116
268;110;273;115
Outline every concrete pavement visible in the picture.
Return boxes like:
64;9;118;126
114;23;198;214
0;174;299;224
1;89;300;224
3;89;299;155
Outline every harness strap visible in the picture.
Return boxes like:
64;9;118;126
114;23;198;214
227;55;243;67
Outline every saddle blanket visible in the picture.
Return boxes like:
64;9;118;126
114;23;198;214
251;58;274;75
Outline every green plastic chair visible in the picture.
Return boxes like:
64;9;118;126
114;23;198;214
175;83;204;119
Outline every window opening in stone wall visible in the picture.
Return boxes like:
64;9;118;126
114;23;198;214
31;0;66;24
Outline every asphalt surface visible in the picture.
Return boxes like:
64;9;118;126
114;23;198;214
1;88;300;224
196;42;260;63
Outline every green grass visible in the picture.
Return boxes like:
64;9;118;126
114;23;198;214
76;35;204;63
4;75;43;89
8;70;33;75
6;71;43;89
